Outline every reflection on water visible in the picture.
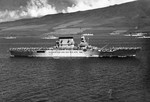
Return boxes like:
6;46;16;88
0;37;150;102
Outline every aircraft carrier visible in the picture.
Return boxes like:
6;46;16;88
9;35;141;58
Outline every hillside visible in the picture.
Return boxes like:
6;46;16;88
0;0;150;37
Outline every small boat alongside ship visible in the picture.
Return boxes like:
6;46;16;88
9;35;141;58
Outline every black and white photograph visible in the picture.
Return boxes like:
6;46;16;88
0;0;150;101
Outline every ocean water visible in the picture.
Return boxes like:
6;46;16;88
0;36;150;102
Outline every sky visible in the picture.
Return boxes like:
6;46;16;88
0;0;136;22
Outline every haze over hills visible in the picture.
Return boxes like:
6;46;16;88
0;0;150;37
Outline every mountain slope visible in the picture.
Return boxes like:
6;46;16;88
0;0;150;37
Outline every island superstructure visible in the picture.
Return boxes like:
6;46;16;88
9;35;141;58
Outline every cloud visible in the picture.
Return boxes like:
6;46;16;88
66;0;110;12
26;0;57;17
0;0;136;22
66;0;136;13
0;0;57;22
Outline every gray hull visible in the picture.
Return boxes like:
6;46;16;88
9;48;99;58
9;47;141;58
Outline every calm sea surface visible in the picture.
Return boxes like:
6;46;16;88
0;35;150;102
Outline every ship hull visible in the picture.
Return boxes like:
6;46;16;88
9;47;141;58
10;48;99;58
